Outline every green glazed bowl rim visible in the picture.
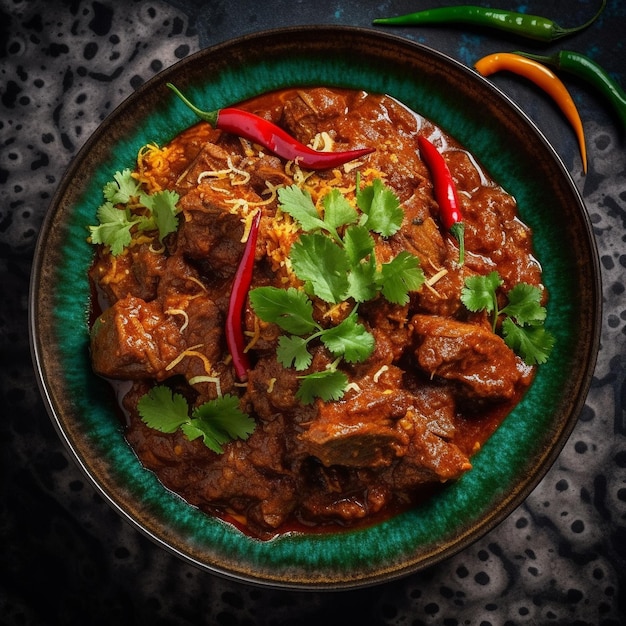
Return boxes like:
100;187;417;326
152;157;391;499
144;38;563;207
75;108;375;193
29;26;601;590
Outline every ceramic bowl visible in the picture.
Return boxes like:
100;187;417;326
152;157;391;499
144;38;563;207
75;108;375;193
29;26;600;589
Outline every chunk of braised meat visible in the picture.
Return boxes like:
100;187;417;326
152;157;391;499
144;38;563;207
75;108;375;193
154;256;229;371
358;299;411;363
240;154;293;192
280;88;350;145
90;292;223;383
381;409;472;489
297;364;469;478
245;353;305;420
297;461;392;524
124;385;297;535
90;295;183;379
293;377;469;524
89;243;167;308
462;185;542;290
174;140;239;194
412;268;469;318
240;304;282;355
373;211;446;271
410;383;458;440
205;416;298;532
245;348;337;430
298;384;412;469
167;294;224;372
332;94;431;198
156;254;208;307
188;417;298;534
174;188;246;284
411;314;528;401
391;214;447;271
442;149;482;192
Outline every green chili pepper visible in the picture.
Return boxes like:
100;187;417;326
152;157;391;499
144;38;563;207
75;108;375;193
515;50;626;133
373;1;606;42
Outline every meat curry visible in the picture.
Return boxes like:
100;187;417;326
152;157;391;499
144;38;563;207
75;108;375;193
88;87;546;539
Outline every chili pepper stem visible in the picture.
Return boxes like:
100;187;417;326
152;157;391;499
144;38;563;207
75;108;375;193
167;83;219;126
449;222;465;266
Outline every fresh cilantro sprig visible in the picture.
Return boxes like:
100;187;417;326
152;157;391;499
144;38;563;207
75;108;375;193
248;179;423;404
89;168;180;255
103;169;141;204
137;385;255;454
356;177;405;237
460;271;555;365
278;180;424;305
250;285;374;373
296;358;349;404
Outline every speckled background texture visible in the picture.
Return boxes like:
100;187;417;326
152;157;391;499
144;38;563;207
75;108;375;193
1;0;625;624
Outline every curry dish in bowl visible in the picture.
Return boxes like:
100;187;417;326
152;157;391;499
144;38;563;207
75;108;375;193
87;86;551;539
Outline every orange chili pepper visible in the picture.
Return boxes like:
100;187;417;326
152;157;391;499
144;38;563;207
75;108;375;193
474;52;587;174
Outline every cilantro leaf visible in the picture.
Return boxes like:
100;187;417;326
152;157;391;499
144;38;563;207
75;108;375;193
137;386;255;454
249;286;317;334
338;225;379;302
343;224;375;265
186;394;256;454
182;420;231;453
501;282;546;325
460;271;502;314
88;202;135;256
278;184;326;232
103;169;141;204
277;335;312;370
461;271;554;365
254;179;426;403
323;188;359;230
320;312;375;363
346;259;378;302
357;178;404;236
297;368;349;404
377;251;425;305
502;318;555;366
289;234;350;303
140;189;180;242
90;168;181;255
137;385;191;433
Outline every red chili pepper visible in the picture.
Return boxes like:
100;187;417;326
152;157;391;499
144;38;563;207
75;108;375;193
226;211;261;381
417;135;465;265
167;83;375;169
